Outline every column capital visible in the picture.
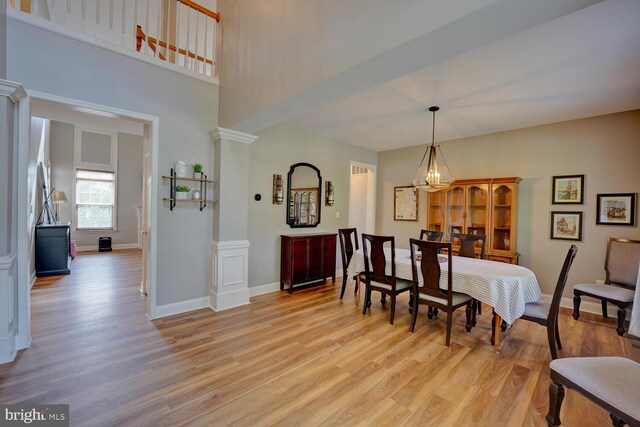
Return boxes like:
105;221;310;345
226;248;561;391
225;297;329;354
0;80;27;103
209;127;258;145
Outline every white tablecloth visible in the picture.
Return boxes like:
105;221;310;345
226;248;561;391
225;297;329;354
629;261;640;339
348;248;541;325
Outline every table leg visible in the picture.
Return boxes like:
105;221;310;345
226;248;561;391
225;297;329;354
494;313;502;353
355;275;361;306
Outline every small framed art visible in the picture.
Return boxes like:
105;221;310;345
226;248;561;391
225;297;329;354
550;211;583;241
596;193;636;226
552;175;584;204
394;186;418;221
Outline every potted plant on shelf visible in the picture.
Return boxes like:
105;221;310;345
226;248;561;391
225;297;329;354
175;185;191;200
193;163;203;178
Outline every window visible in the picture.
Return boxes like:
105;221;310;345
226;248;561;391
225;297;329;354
75;169;116;229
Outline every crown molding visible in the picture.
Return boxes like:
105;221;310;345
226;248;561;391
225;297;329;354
209;127;258;145
0;80;27;103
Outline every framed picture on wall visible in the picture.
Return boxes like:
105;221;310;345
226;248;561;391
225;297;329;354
550;211;583;241
552;175;584;204
596;193;636;226
394;186;418;221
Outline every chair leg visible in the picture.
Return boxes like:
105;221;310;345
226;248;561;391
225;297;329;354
340;275;348;299
616;306;627;336
361;288;370;315
445;312;453;346
547;321;559;360
602;300;609;318
476;299;482;315
433;308;439;317
555;318;562;350
501;320;508;332
410;291;419;332
389;295;396;325
465;302;472;332
545;382;564;426
381;294;386;306
490;311;496;346
572;294;581;320
471;300;477;327
609;413;627;427
427;306;433;320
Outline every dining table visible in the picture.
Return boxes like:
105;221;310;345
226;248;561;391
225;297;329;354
347;248;542;352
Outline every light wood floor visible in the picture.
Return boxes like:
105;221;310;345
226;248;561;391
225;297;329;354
1;249;638;426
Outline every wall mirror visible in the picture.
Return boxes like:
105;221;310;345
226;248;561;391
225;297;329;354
287;162;322;228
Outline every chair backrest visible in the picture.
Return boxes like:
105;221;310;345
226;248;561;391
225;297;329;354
338;228;358;271
548;245;578;325
453;233;486;259
409;238;452;304
362;233;396;288
605;238;640;289
420;229;444;242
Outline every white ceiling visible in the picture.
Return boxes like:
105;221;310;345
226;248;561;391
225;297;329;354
283;0;640;152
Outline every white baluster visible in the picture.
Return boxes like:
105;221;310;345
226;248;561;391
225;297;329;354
203;15;208;76
194;12;199;72
176;3;181;66
156;0;162;59
185;5;190;69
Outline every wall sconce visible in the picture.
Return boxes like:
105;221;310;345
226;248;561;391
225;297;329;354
325;181;334;206
273;174;284;204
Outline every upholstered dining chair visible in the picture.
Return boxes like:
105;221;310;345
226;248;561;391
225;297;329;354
338;228;362;300
519;245;577;360
453;232;487;317
419;229;444;242
361;234;412;324
408;239;473;346
573;238;640;336
547;356;640;427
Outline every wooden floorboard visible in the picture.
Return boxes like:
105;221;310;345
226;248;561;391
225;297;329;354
1;249;638;426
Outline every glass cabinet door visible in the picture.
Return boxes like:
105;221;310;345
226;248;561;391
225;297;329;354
446;185;465;245
492;184;513;252
427;191;444;232
466;184;489;249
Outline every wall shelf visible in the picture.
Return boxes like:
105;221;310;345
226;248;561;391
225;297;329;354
163;168;214;211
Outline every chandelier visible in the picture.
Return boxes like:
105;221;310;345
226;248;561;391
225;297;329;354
412;106;454;192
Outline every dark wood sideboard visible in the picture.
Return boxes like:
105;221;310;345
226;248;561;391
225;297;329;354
280;233;337;293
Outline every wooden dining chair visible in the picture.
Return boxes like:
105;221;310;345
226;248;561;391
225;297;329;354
419;229;444;242
338;228;362;300
452;232;486;259
453;232;487;317
408;238;473;346
573;238;640;336
519;245;577;360
547;356;640;427
361;234;412;324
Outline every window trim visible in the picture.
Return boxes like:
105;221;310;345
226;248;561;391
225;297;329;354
73;125;118;231
75;168;117;231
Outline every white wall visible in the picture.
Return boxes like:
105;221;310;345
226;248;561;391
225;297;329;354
27;117;49;274
48;121;143;247
377;110;640;298
0;0;6;79
8;18;218;306
247;125;378;287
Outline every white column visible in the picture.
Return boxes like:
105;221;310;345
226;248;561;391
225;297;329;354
0;80;28;364
209;128;257;311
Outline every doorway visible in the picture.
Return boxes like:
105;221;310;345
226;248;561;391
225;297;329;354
15;91;159;350
348;162;376;235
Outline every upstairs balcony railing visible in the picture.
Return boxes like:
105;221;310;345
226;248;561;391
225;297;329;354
8;0;220;79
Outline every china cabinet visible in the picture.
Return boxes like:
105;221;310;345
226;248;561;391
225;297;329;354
425;177;521;264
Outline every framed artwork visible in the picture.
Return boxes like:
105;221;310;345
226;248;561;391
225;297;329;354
550;211;583;241
552;175;584;204
394;186;418;221
596;193;636;226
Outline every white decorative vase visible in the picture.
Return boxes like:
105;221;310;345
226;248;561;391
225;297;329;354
176;191;189;200
175;161;190;178
192;190;201;200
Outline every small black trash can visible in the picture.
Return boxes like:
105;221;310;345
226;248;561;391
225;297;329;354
98;237;112;252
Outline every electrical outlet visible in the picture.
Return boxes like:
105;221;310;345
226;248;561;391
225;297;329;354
336;211;340;219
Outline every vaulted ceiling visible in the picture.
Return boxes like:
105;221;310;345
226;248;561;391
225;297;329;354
221;0;640;151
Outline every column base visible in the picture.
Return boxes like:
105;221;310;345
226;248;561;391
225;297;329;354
210;240;250;311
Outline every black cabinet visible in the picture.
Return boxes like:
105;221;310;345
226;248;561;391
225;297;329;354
35;222;71;277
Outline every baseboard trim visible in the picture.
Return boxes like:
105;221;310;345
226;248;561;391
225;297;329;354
30;272;36;289
209;289;250;312
77;243;140;252
249;282;280;297
154;296;211;318
541;293;603;315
